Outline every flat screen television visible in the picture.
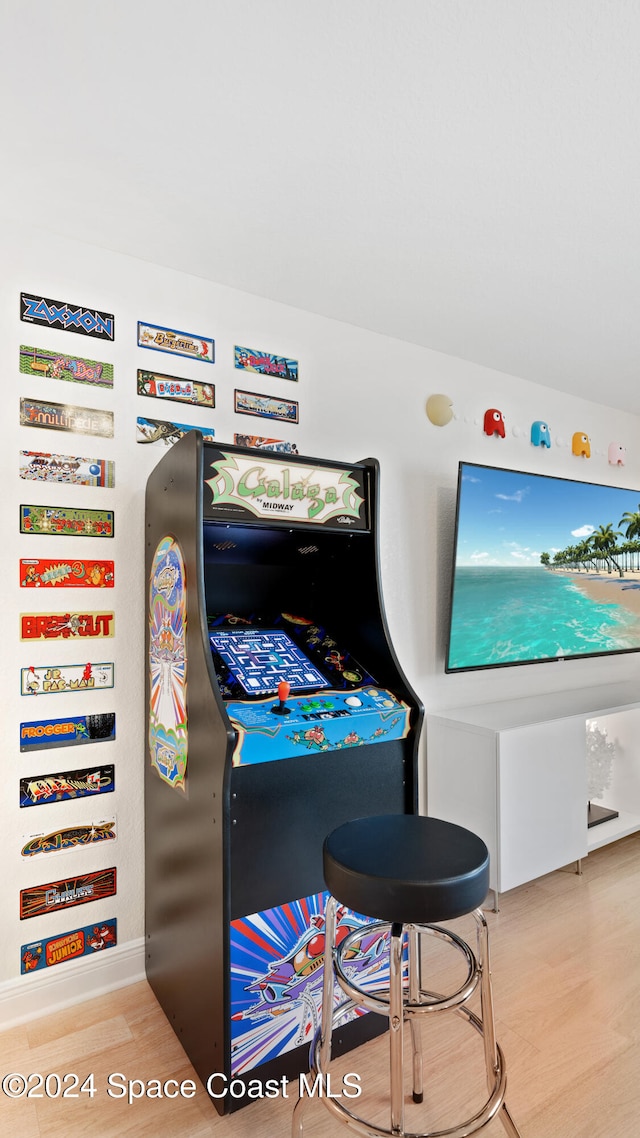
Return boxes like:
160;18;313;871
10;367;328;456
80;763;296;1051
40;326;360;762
445;461;640;672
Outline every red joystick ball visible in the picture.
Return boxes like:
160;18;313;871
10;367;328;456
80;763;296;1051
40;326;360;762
271;681;292;715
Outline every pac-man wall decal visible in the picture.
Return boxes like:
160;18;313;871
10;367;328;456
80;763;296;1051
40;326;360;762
572;432;591;458
608;442;626;466
531;421;551;448
425;393;454;426
483;408;505;438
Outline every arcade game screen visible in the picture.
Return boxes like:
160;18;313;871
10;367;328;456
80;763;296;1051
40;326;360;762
208;612;376;700
208;628;330;696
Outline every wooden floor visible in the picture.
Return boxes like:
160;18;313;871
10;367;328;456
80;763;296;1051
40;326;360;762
3;833;640;1137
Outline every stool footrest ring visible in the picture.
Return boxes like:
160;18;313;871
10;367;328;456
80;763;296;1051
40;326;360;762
302;1000;509;1138
293;895;522;1138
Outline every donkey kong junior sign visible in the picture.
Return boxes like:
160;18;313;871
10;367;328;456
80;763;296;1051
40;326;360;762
203;451;367;528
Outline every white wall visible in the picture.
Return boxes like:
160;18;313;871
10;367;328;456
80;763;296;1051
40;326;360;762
2;221;639;1021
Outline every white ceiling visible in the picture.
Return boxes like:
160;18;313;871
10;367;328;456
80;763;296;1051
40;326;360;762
2;1;640;412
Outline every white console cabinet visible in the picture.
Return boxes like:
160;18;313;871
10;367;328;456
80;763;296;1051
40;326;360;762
426;682;640;899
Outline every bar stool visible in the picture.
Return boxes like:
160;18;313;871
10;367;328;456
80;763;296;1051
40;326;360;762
292;814;522;1138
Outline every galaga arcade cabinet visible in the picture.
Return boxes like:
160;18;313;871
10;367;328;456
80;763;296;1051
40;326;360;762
145;433;423;1112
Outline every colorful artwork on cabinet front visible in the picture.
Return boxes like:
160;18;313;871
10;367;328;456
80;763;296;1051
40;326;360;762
21;611;115;641
20;397;114;438
21;817;117;858
20;765;115;808
20;867;117;919
149;536;188;791
21;662;115;696
20;293;115;341
20;505;114;537
234;345;298;382
20;559;114;587
20;712;115;752
230;892;389;1075
20;450;115;487
19;344;114;388
137;370;215;408
21;918;117;973
136;416;216;446
234;434;299;454
137;321;214;363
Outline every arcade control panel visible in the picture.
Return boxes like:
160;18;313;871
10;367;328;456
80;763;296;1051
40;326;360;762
208;614;411;766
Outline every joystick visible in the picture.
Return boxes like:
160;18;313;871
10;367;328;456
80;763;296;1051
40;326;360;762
271;681;292;715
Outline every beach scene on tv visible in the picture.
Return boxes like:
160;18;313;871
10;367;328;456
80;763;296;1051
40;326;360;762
446;463;640;671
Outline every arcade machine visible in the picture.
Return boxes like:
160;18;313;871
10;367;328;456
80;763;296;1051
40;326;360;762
144;432;422;1112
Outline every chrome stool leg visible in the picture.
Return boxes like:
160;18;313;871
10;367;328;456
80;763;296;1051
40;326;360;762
319;895;338;1073
294;906;522;1137
291;1091;305;1138
408;925;424;1104
389;923;404;1135
475;911;498;1086
474;911;522;1138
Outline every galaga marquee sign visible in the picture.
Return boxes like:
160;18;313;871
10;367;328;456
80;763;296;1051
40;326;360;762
203;449;368;529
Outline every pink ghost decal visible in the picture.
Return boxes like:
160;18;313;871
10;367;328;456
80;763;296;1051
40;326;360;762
483;408;505;438
608;442;626;466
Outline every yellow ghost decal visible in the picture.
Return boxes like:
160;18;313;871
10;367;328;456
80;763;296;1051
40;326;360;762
572;432;591;458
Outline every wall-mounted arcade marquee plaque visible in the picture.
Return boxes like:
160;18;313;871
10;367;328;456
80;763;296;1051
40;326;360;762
234;388;298;423
138;321;214;364
20;712;115;752
136;416;215;446
20;867;117;919
20;765;115;808
20;559;114;587
21;817;117;858
21;662;115;696
234;434;298;454
21;611;115;640
203;449;367;528
20;293;115;341
20;505;114;537
234;344;298;382
137;369;215;408
20;344;114;388
20;397;114;438
20;450;115;487
21;917;117;973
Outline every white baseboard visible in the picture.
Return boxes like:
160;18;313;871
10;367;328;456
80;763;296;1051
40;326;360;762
0;937;146;1031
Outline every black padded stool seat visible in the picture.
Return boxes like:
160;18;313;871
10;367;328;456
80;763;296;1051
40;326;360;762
324;814;490;923
293;812;522;1138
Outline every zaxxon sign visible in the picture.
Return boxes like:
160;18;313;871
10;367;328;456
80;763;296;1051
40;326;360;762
20;293;115;341
203;449;368;529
